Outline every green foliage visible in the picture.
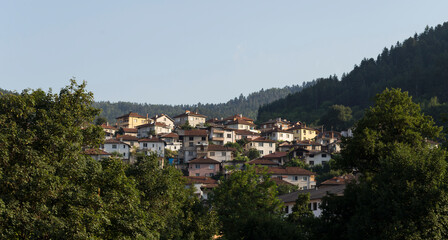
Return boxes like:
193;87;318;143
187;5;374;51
0;81;218;239
319;104;352;131
284;157;309;168
277;184;299;195
180;120;194;130
338;88;442;174
211;165;290;239
258;23;448;126
246;148;261;160
318;88;448;240
95;116;108;125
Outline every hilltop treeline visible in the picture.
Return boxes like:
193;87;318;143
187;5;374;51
258;23;448;127
93;83;313;123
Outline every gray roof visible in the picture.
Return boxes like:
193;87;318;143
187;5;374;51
279;184;346;203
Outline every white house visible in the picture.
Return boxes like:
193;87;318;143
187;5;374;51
279;185;346;217
138;137;165;157
264;129;294;142
160;132;182;151
304;151;332;166
137;122;171;138
173;110;207;127
244;137;276;157
102;139;131;160
265;167;316;190
206;145;236;162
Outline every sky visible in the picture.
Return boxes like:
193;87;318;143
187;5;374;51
1;1;448;105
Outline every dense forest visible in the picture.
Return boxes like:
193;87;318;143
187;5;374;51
258;22;448;129
93;84;314;123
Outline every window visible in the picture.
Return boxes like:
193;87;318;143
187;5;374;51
189;137;194;141
292;176;298;181
222;152;226;156
209;164;215;169
309;154;314;158
143;143;147;148
227;134;231;138
258;142;264;147
123;152;126;157
269;143;273;147
195;173;200;176
210;152;215;156
202;137;206;141
313;202;317;211
303;186;308;190
209;173;214;177
189;142;193;147
195;164;200;169
123;145;126;148
309;161;314;165
280;133;283;137
188;151;193;156
269;151;273;154
303;176;308;181
258;150;263;155
112;144;117;149
152;144;155;148
322;154;327;158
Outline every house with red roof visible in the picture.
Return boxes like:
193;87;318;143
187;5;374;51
188;157;221;177
173;110;207;127
265;167;316;190
138;137;165;157
84;148;112;161
177;129;209;163
101;139;131;160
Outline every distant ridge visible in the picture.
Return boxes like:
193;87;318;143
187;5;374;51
93;83;314;123
258;22;448;126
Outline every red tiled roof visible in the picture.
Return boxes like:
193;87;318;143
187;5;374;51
173;110;207;119
248;159;279;166
116;135;139;141
289;125;319;131
150;114;174;122
207;145;236;152
138;138;164;142
271;177;294;186
223;114;254;122
161;132;179;138
265;167;315;176
84;148;111;155
116;112;146;119
122;128;138;133
104;139;122;144
225;118;256;126
189;157;220;164
182;129;208;136
101;124;117;130
263;151;288;159
248;137;276;143
320;175;354;186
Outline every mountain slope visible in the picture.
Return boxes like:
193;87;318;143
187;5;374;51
258;23;448;126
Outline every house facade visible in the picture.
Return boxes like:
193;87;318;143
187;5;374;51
188;157;221;177
116;112;148;129
173;110;207;127
102;139;131;160
178;129;209;163
244;137;276;157
138;138;165;157
266;167;316;190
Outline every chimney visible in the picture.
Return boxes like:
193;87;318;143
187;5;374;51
146;113;148;119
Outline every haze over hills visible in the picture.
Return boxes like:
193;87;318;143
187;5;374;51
258;22;448;128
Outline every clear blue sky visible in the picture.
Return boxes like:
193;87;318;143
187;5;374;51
1;1;447;105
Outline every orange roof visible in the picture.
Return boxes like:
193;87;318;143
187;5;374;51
138;138;164;142
184;176;218;185
101;124;117;130
161;132;179;138
263;151;288;159
173;110;207;119
223;114;254;122
116;135;139;141
248;159;279;166
122;128;138;133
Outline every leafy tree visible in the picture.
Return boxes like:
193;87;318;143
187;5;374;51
211;165;294;239
247;148;261;160
319;104;352;131
180;120;194;130
95;116;108;125
287;193;315;235
318;88;448;240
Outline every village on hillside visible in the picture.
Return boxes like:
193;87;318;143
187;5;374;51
86;110;354;217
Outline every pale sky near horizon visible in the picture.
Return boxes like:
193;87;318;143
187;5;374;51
1;1;447;105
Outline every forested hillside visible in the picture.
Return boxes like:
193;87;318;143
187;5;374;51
94;83;313;123
258;23;448;127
